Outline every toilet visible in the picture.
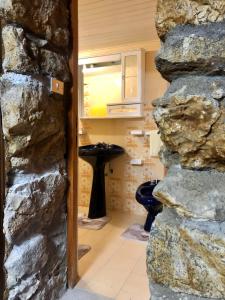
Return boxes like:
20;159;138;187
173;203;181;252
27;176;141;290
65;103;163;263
135;180;162;232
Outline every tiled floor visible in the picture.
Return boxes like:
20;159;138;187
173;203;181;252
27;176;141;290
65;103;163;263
63;208;150;300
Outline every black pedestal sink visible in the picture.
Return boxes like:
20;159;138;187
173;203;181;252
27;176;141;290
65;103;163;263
79;143;125;219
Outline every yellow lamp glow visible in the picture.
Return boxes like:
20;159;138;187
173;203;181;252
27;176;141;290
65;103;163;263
89;104;107;117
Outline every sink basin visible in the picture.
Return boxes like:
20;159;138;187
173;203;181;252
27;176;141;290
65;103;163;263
79;143;124;166
79;143;125;219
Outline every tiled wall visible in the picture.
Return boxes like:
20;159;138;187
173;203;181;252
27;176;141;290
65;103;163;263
78;51;168;215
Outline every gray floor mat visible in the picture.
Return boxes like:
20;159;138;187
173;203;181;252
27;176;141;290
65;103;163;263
121;223;149;242
78;216;110;230
78;244;91;260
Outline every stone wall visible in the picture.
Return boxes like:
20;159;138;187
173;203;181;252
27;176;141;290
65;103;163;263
0;111;5;300
147;1;225;299
0;1;70;299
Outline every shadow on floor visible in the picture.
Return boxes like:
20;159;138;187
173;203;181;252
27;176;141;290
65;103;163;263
61;288;113;300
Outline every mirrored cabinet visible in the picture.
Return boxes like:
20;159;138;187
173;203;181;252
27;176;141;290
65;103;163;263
79;49;145;119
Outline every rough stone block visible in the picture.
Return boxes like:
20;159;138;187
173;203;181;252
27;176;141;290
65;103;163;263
147;208;225;299
149;2;225;300
158;146;180;168
7;274;40;300
4;168;66;244
154;95;220;154
0;73;65;171
5;226;66;300
154;76;225;171
29;210;67;300
0;0;69;47
154;76;225;107
40;49;70;82
150;283;216;300
156;0;225;39
2;25;38;74
2;25;70;82
156;22;225;81
0;73;64;145
1;2;69;300
153;164;225;221
5;235;49;287
31;274;66;300
9;134;65;172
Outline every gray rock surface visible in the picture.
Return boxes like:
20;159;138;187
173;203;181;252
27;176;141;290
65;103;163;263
153;76;225;171
1;2;69;299
2;25;38;74
0;73;65;171
5;217;67;300
5;235;49;287
154;76;225;107
4;169;66;245
40;49;70;82
158;146;180;168
7;274;40;300
32;274;66;300
0;0;69;47
0;73;64;144
156;22;225;81
9;135;65;173
2;25;70;81
149;2;225;300
150;283;217;300
153;164;225;221
156;0;225;39
147;208;225;299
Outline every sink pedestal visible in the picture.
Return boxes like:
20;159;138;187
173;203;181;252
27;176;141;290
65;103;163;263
79;143;124;219
89;162;106;219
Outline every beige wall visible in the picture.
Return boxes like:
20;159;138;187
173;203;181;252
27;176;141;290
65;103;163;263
78;51;168;215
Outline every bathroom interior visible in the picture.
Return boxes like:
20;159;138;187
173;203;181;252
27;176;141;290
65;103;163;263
2;0;225;299
76;0;167;299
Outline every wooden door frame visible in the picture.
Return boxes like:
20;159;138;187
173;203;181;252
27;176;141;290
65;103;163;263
0;0;79;292
67;0;79;288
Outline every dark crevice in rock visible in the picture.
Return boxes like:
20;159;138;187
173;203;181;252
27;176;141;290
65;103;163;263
156;21;225;81
156;58;225;82
167;21;225;39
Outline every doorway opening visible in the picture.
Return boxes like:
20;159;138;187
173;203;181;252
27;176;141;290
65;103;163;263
67;1;167;299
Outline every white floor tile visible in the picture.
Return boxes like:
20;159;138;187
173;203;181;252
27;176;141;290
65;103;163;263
68;209;149;299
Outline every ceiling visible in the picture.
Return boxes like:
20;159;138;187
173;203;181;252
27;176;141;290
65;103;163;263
78;0;159;57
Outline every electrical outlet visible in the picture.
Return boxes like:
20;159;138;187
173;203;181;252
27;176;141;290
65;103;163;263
50;78;64;95
130;130;144;136
130;159;143;166
79;128;86;135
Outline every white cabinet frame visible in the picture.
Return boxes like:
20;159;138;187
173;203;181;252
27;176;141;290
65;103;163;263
121;49;145;104
79;49;145;119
